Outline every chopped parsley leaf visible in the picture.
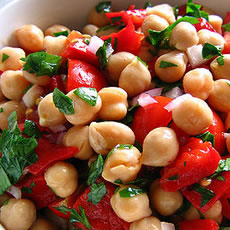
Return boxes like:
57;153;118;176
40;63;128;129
119;186;145;198
87;182;107;205
137;56;148;68
217;56;225;66
95;1;111;13
195;131;215;147
0;108;3;113
168;174;178;181
53;30;69;37
144;1;152;9
2;53;9;63
222;23;230;32
23;120;41;139
73;87;98;106
160;61;178;68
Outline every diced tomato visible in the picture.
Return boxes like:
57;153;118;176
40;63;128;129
193;18;216;32
106;11;129;26
126;9;147;28
147;56;158;78
223;12;230;25
49;75;65;93
178;219;219;230
66;59;108;92
222;32;230;54
160;138;221;192
131;96;172;144
220;191;230;219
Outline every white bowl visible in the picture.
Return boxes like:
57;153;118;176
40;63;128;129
0;0;229;47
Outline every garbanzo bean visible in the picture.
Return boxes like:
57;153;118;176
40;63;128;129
43;35;67;56
107;52;136;82
183;68;214;100
45;24;70;37
169;22;199;51
64;89;102;126
44;161;78;198
209;15;223;34
23;71;51;86
208;79;230;112
0;47;25;71
62;125;94;160
119;57;151;97
198;29;225;47
102;145;142;184
38;93;66;127
0;193;10;206
30;218;57;230
89;121;135;155
0;198;36;230
15;24;44;52
110;185;152;222
130;216;162;230
142;127;179;167
150;179;183;216
82;24;99;36
98;87;128;120
155;51;188;83
172;96;213;135
1;70;30;101
88;5;109;27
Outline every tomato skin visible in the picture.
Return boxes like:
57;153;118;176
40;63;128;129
67;59;108;92
222;32;230;54
224;12;230;25
49;75;65;93
220;191;230;219
193;18;216;32
178;219;219;230
147;57;158;78
131;96;172;144
126;9;147;28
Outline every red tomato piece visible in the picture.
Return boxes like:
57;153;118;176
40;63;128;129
160;138;221;192
147;57;158;78
106;11;129;26
178;219;219;230
49;75;65;93
126;9;147;28
220;191;230;219
223;12;230;25
193;18;216;32
222;32;230;54
131;96;172;144
66;59;108;92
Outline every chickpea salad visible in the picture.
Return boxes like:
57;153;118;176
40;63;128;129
1;0;230;229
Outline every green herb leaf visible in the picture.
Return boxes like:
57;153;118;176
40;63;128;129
23;120;41;139
23;83;33;94
21;181;35;194
3;199;9;206
73;87;98;106
107;144;133;159
119;186;145;198
87;182;107;205
111;16;123;24
168;174;178;181
95;1;111;13
53;88;74;114
0;108;3;113
53;30;69;37
195;131;215;147
22;51;61;77
217;56;225;66
186;1;209;21
54;206;72;215
114;179;123;184
209;158;230;179
8;111;20;134
114;186;120;194
222;23;230;32
2;53;9;63
152;78;182;94
137;56;148;68
160;61;178;68
173;6;179;18
144;1;152;9
216;175;226;181
197;209;205;219
202;43;222;60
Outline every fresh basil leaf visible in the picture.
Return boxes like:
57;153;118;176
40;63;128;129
22;51;61;77
137;56;148;68
195;131;215;147
114;179;123;184
152;78;182;94
202;43;222;60
144;1;152;9
73;87;98;106
107;144;133;159
8;111;20;134
53;30;69;37
0;108;3;113
23;83;33;94
23;120;41;139
87;155;104;186
53;88;74;114
186;0;209;21
0;165;11;195
54;206;72;215
222;23;230;32
2;53;9;63
3;199;9;206
217;56;225;66
168;174;178;181
119;187;145;198
95;1;111;13
160;61;178;68
87;182;107;205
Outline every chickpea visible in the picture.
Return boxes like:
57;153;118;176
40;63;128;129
172;96;213;135
210;54;230;80
119;57;151;97
64;89;102;126
88;6;109;27
43;36;67;56
44;161;78;198
0;198;36;230
209;15;223;34
45;24;70;37
89;121;135;155
155;51;188;83
142;127;179;167
107;52;136;82
23;71;51;86
130;216;162;230
0;101;25;130
102;145;142;184
150;179;183;216
62;125;94;160
146;4;176;24
198;29;225;47
183;68;214;100
38;93;66;127
0;47;25;71
82;24;98;36
15;24;44;52
111;185;152;222
98;87;128;120
30;218;57;230
137;44;155;62
208;79;230;112
169;22;199;51
1;70;30;101
141;15;169;36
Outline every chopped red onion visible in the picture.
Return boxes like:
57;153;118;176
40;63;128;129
164;87;184;99
7;186;21;199
161;222;175;230
224;133;230;139
137;93;157;107
49;124;67;133
88;36;104;55
56;132;66;144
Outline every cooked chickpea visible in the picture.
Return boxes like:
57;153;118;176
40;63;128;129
169;22;199;51
155;51;188;83
102;145;142;184
88;6;109;27
43;36;67;56
209;15;223;34
45;24;70;37
98;87;128;120
44;161;78;198
64;89;102;125
146;4;176;24
0;193;9;206
111;185;152;222
183;68;214;100
62;125;94;160
1;70;30;101
208;79;230;112
0;47;25;71
119;57;151;97
89;121;135;155
107;52;136;82
23;71;51;86
0;198;36;230
30;218;57;230
198;29;225;47
15;24;44;52
210;54;230;80
141;15;169;36
38;93;66;127
142;127;179;167
82;24;98;36
150;179;183;216
0;101;25;130
130;216;162;230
